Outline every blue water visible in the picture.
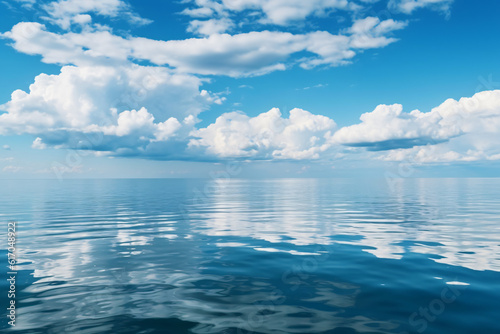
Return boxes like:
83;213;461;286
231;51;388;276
1;178;500;333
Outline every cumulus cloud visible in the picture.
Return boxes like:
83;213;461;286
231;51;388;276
3;64;338;160
32;137;47;149
97;107;182;141
335;90;500;162
2;19;405;77
0;64;209;131
1;65;499;164
332;103;458;150
0;63;221;155
189;108;336;160
2;106;338;161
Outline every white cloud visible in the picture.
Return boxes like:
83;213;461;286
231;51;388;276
97;107;182;141
183;0;354;26
200;90;227;105
335;90;500;162
2;145;11;150
332;103;459;149
2;19;405;77
2;165;23;173
131;31;307;77
189;108;336;159
0;64;208;133
181;6;217;18
388;0;454;14
0;63;220;155
1;23;130;66
349;17;407;49
187;18;235;36
32;137;47;149
41;0;151;29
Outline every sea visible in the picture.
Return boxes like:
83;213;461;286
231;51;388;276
1;178;499;333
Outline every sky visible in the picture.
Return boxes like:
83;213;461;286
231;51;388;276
0;0;499;179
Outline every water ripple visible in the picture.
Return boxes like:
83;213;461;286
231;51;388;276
1;178;499;333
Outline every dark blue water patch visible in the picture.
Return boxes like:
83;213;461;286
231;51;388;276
330;234;365;242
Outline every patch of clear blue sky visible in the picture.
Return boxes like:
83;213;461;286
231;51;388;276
1;0;500;177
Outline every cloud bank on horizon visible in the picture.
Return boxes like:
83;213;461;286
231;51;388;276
1;0;499;165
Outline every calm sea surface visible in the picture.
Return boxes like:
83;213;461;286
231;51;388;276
1;178;499;333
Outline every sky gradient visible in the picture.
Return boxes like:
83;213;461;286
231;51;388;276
1;0;500;178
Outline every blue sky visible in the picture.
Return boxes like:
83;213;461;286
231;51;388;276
0;0;500;178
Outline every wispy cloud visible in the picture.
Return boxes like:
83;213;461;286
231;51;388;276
41;0;152;29
298;84;328;90
389;0;454;15
2;18;406;77
2;165;23;173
